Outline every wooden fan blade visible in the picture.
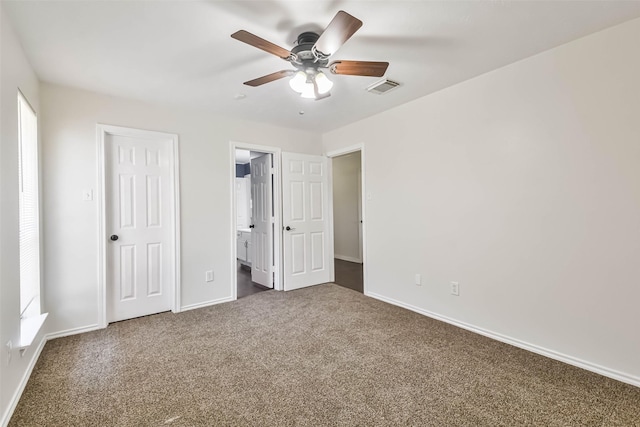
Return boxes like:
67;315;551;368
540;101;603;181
313;10;363;57
329;60;389;77
231;30;293;60
244;70;295;87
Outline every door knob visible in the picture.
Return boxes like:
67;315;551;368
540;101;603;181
249;224;255;228
110;235;119;241
285;226;296;231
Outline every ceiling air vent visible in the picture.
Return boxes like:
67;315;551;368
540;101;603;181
367;79;400;95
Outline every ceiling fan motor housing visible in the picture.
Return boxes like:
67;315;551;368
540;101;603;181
292;32;328;69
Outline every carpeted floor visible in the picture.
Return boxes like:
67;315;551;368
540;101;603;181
10;284;640;426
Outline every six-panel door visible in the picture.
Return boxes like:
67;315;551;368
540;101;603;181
106;134;173;322
251;154;274;288
282;152;332;290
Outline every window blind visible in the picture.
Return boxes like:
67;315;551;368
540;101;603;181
18;92;41;317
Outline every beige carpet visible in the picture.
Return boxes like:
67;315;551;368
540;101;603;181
10;284;640;426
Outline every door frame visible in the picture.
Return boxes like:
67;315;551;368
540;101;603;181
96;124;182;328
325;144;367;295
230;142;283;297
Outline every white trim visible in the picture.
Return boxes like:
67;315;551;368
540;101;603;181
367;291;640;388
171;134;182;313
46;324;102;340
96;124;181;327
180;296;235;312
96;126;107;327
325;144;363;158
334;254;363;264
18;313;48;349
325;144;367;294
1;335;47;427
230;142;283;300
327;159;335;282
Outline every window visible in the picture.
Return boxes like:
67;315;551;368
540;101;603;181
18;91;41;318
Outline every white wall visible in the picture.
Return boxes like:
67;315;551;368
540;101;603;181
0;5;45;424
332;152;361;262
40;83;321;334
323;18;640;384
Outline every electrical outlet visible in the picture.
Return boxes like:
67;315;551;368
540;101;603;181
450;281;460;296
205;270;214;282
414;274;422;286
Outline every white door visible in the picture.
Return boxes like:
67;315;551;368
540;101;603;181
235;178;249;229
106;133;174;322
251;154;273;288
282;152;333;291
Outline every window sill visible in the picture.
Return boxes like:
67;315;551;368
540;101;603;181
18;313;48;350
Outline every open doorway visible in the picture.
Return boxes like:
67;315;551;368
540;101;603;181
231;142;282;299
234;148;277;299
331;150;364;293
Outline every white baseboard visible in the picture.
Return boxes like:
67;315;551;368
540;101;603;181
180;296;234;312
46;324;102;340
1;335;47;427
335;254;362;264
366;291;640;388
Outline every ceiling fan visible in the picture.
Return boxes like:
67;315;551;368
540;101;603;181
231;10;389;100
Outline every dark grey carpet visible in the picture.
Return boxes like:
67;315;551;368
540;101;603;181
10;284;640;426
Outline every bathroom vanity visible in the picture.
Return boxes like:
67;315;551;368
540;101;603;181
237;228;252;267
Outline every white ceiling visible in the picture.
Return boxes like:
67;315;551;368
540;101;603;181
235;149;265;164
5;1;640;132
236;149;252;164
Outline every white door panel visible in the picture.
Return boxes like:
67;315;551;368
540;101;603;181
282;152;332;290
250;154;273;288
106;134;173;322
235;178;249;229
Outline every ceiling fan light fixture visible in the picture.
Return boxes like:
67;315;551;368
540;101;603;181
314;72;333;95
290;70;332;99
289;71;307;93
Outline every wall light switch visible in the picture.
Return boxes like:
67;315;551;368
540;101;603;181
205;271;214;282
415;274;422;286
82;190;93;201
